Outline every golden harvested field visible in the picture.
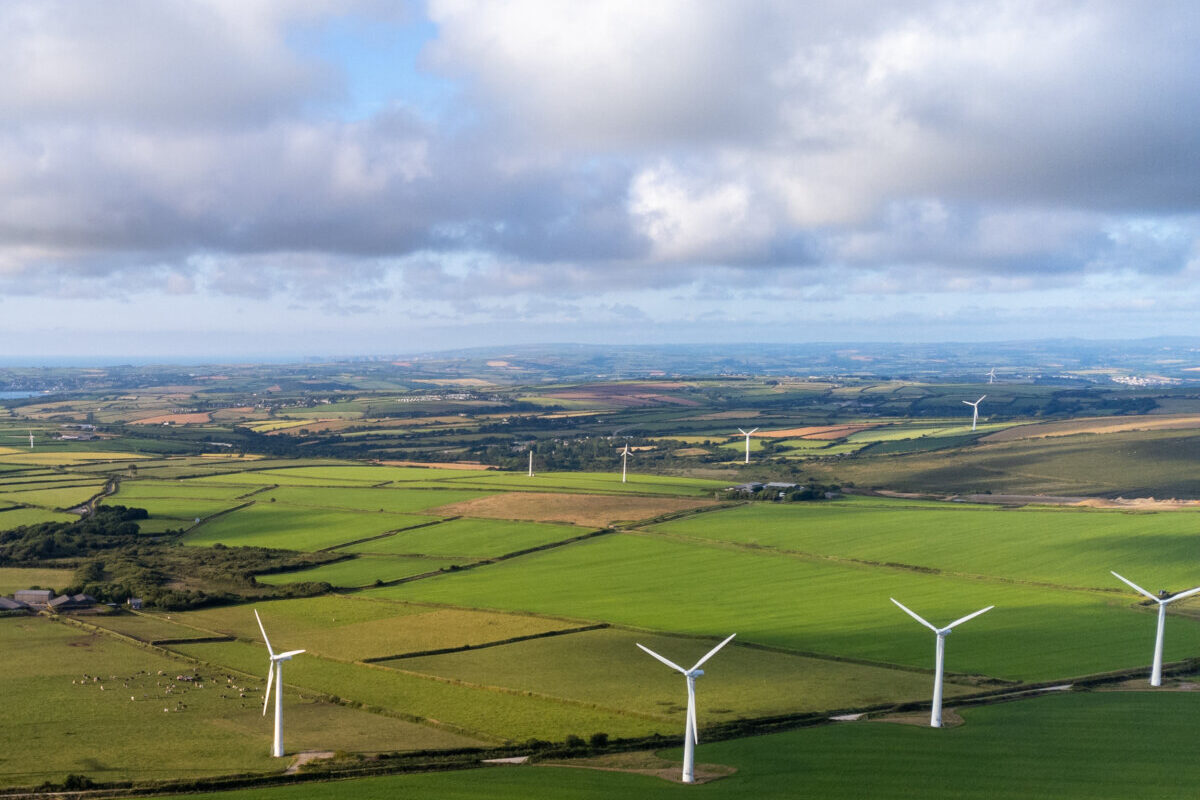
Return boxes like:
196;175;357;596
130;412;212;425
428;491;717;527
756;424;877;440
980;414;1200;443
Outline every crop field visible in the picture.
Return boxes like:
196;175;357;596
339;517;583;559
370;532;1200;681
254;555;459;587
182;505;437;551
427;492;718;527
0;618;479;788
646;498;1200;589
0;566;74;594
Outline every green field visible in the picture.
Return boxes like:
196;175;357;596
0;506;77;529
339;518;583;558
114;481;260;501
0;483;106;509
0;618;480;788
647;497;1200;589
369;532;1200;681
103;496;244;521
182;505;437;551
255;486;494;514
254;555;459;587
145;691;1200;799
0;566;75;594
436;471;729;497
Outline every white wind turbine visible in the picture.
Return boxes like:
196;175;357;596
636;634;736;784
987;367;997;384
621;442;630;483
1111;571;1200;686
528;448;535;477
891;598;993;728
736;428;758;464
963;395;986;431
28;429;33;449
255;610;306;757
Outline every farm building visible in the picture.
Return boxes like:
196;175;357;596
48;594;97;611
0;597;29;612
14;589;53;607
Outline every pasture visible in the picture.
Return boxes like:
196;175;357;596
254;555;459;587
338;517;587;559
182;505;438;551
0;566;74;594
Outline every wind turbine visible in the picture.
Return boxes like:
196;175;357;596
527;448;534;477
27;429;33;449
963;395;986;431
254;610;306;757
987;367;997;384
1111;571;1200;686
736;428;758;464
620;443;630;483
891;598;993;728
636;634;736;784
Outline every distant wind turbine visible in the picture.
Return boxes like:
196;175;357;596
987;367;996;384
254;610;306;757
736;428;758;464
636;634;736;784
28;429;33;449
963;395;986;431
528;448;534;477
621;443;630;483
891;598;993;728
1111;571;1200;686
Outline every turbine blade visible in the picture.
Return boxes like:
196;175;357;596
687;681;699;745
690;633;737;671
945;605;994;631
1112;571;1158;602
962;401;973;406
254;609;275;657
977;395;986;403
737;428;747;435
261;664;274;717
1164;586;1200;605
891;598;938;633
748;428;758;435
276;649;306;659
636;643;687;674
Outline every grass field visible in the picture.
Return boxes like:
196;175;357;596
256;486;495;514
114;481;260;501
147;691;1200;799
254;555;460;587
0;483;106;509
0;566;74;594
436;471;730;497
0;506;77;528
646;497;1200;589
165;597;584;662
103;496;244;521
368;533;1200;681
0;617;480;788
182;505;437;551
339;518;584;559
427;492;717;527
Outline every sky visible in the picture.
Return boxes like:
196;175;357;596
1;0;1199;360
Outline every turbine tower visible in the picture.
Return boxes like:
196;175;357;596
987;367;997;384
528;448;534;477
28;429;33;449
621;443;630;483
1111;571;1200;686
890;598;993;728
963;395;986;431
736;428;758;464
255;610;306;757
636;634;736;784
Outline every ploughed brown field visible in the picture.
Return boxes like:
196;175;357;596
429;492;718;527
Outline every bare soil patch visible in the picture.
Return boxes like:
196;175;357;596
429;492;718;527
130;412;212;425
875;708;963;727
539;750;736;784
